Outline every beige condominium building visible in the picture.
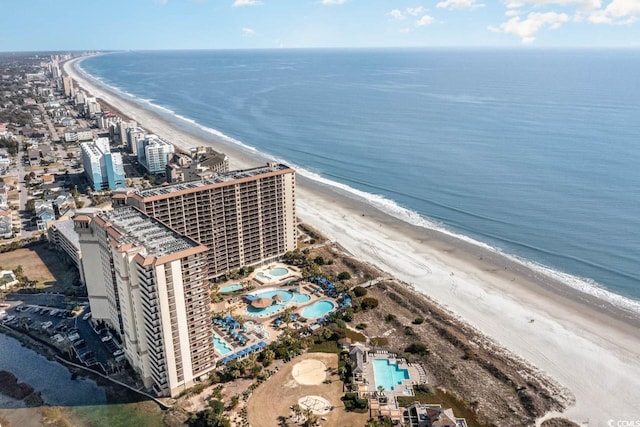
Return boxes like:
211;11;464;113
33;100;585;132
75;206;215;397
115;163;297;279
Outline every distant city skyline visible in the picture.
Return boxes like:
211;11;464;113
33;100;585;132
2;0;640;51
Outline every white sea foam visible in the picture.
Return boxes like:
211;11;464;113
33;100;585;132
75;56;640;317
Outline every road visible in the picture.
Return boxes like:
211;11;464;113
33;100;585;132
15;136;32;238
38;104;60;142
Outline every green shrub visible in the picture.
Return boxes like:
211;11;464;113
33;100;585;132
405;342;430;356
337;271;351;281
353;286;367;297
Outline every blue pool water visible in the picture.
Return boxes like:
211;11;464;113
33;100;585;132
245;290;312;317
301;300;335;319
252;290;294;302
246;304;285;317
256;272;270;280
373;358;409;391
219;283;243;293
291;293;311;303
269;267;289;277
212;334;233;355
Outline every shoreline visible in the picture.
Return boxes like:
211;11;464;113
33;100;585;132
64;56;640;424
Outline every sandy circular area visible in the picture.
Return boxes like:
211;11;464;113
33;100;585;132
291;359;326;385
298;395;332;415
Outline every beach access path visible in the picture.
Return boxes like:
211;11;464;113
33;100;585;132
64;56;640;426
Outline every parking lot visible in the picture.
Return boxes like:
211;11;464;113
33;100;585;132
1;295;124;373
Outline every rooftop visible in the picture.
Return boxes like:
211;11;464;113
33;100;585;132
52;219;80;250
99;206;201;258
135;163;292;198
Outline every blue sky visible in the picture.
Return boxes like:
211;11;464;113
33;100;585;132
2;0;639;51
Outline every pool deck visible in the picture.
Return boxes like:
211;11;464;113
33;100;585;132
210;266;346;365
355;349;427;423
362;352;423;395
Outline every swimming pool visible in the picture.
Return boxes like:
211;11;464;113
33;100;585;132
269;267;289;277
372;358;409;391
212;334;233;355
246;303;285;317
245;289;311;317
219;283;243;293
291;293;311;303
301;300;335;319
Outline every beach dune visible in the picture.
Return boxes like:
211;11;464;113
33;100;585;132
65;57;640;426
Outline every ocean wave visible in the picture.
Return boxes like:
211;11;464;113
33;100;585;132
75;56;640;317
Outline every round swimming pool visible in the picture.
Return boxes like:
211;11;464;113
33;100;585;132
301;300;335;319
219;283;243;293
269;267;289;277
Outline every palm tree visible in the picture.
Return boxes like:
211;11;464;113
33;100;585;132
302;408;318;427
291;403;302;423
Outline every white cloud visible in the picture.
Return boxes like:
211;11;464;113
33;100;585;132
505;0;601;10
436;0;485;10
388;9;406;20
321;0;347;4
488;11;569;42
242;27;256;36
416;14;436;25
232;0;261;6
506;8;521;15
407;6;428;15
589;0;640;24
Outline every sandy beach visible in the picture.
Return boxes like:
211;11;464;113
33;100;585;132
65;56;640;426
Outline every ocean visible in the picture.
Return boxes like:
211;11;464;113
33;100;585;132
79;49;640;310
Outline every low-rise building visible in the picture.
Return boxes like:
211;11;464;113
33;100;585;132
0;208;13;238
64;127;93;143
404;403;468;427
166;147;228;183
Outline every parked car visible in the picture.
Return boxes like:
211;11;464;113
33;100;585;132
82;312;91;321
41;321;53;329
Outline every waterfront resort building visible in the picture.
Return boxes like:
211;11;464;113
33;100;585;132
127;127;145;155
115;163;297;279
166;146;229;183
136;134;175;174
74;206;215;397
81;137;126;191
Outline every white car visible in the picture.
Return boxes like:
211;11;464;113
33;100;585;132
41;321;53;329
113;349;124;357
82;312;91;321
101;334;112;342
